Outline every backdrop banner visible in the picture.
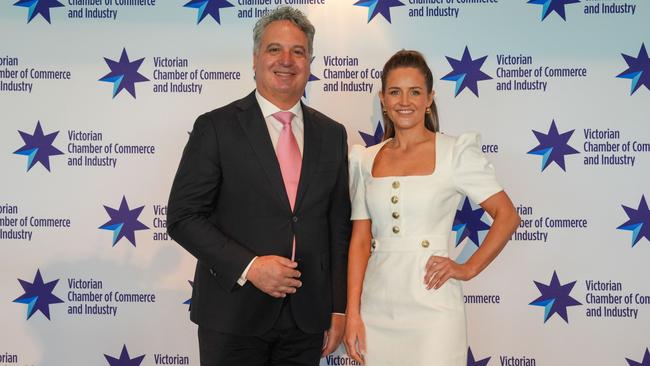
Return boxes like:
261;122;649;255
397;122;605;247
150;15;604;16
1;1;648;365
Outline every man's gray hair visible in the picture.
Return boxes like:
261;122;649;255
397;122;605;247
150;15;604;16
253;6;315;57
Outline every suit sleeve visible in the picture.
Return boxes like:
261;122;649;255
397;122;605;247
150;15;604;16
166;113;256;291
328;125;352;314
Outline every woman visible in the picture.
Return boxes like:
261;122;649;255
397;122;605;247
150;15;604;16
343;50;520;365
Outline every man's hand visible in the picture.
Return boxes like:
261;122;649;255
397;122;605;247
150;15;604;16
246;255;301;298
322;314;345;357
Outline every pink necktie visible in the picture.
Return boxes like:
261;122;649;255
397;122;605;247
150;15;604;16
273;111;302;208
273;111;301;260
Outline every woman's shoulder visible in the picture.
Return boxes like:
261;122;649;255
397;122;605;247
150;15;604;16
349;144;367;164
349;143;366;155
350;140;388;161
437;131;480;143
437;132;482;153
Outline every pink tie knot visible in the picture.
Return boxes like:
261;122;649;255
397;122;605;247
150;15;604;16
272;111;294;126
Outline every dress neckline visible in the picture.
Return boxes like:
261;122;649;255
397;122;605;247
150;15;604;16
369;132;440;179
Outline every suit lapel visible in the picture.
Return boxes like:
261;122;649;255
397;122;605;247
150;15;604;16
294;104;322;213
236;92;292;212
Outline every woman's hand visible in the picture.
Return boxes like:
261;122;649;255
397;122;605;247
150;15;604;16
423;256;476;290
343;315;366;365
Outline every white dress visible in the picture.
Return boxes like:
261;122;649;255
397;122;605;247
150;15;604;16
349;133;502;366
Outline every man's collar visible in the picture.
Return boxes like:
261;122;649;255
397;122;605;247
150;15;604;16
255;90;303;120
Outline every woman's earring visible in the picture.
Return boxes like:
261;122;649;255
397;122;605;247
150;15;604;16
426;107;432;114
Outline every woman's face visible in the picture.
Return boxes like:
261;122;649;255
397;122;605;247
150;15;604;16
380;67;434;132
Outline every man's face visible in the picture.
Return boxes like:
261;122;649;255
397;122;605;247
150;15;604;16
254;20;310;107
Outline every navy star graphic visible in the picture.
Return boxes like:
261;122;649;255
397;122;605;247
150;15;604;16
529;271;581;323
183;280;193;309
617;43;650;95
104;345;145;366
99;196;149;247
99;48;149;98
528;119;579;172
527;0;580;21
467;347;491;366
184;0;234;24
303;56;320;98
617;195;650;247
14;121;64;172
453;197;490;247
627;348;650;366
442;46;492;97
14;0;64;24
13;269;64;320
354;0;405;23
359;122;384;147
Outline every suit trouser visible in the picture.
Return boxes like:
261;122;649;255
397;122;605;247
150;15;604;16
198;299;324;366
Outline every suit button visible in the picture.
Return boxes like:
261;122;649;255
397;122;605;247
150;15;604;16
421;240;430;248
392;226;400;234
392;211;400;219
209;268;216;276
391;196;399;204
392;181;400;189
292;216;298;223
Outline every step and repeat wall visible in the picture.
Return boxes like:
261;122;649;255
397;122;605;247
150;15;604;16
1;1;648;365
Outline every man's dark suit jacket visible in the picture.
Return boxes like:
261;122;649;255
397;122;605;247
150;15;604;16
167;91;351;336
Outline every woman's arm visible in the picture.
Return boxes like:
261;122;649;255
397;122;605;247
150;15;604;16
343;219;372;364
425;191;520;289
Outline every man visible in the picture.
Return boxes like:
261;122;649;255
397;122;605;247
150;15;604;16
167;6;351;366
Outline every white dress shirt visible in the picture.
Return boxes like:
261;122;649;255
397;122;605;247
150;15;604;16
256;90;304;156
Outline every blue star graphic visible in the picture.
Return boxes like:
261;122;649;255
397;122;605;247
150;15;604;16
528;119;579;172
14;121;64;172
99;196;149;247
13;269;64;320
183;280;193;309
303;56;320;98
627;348;650;366
442;46;492;97
527;0;580;21
453;197;490;247
467;347;491;366
104;345;145;366
14;0;64;24
529;271;581;323
184;0;234;24
617;195;650;247
617;43;650;95
354;0;405;23
359;122;384;147
99;48;149;98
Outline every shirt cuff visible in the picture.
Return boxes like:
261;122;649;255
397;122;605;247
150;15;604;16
332;312;346;316
237;257;257;286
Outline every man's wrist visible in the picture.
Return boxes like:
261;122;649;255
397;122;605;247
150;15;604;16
237;256;258;286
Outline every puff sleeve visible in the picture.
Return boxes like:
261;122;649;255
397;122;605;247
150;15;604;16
349;144;370;220
452;133;503;204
